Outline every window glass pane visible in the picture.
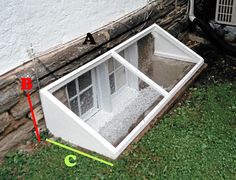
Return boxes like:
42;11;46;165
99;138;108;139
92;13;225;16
114;60;122;69
115;67;126;90
119;51;125;57
80;87;94;115
109;73;115;94
70;98;79;116
67;80;77;98
108;59;114;73
78;71;92;91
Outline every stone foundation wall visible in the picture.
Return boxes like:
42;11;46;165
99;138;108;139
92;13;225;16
137;34;155;78
53;87;69;108
0;0;189;160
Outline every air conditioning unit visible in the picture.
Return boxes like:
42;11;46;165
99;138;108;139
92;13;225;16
215;0;236;26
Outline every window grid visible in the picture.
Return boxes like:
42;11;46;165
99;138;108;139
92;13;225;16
108;59;126;94
67;72;95;117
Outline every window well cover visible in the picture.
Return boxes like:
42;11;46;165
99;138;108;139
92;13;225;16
40;24;204;159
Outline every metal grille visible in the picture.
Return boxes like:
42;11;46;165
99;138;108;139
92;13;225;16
215;0;236;26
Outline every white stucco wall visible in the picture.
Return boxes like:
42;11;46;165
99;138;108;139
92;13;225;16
0;0;148;76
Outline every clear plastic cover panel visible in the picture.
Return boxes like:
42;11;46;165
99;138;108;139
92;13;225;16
51;31;199;147
118;33;195;91
53;58;163;146
86;63;163;146
42;25;204;158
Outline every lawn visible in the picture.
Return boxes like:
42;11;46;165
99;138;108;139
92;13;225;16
0;81;235;179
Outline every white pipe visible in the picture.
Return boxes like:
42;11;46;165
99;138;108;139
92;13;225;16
189;0;196;22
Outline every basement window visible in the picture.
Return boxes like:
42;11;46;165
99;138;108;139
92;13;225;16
108;58;127;95
40;24;204;159
66;70;98;120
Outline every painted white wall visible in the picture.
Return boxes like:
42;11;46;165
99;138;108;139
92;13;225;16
0;0;148;76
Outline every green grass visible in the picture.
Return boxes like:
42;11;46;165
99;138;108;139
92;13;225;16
0;82;236;179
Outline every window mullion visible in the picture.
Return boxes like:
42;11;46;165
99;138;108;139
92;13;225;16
69;94;78;101
66;87;71;109
91;70;98;109
113;61;117;92
78;84;93;95
115;65;123;72
69;95;78;102
75;78;81;116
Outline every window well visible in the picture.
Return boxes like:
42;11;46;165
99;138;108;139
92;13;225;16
40;24;204;159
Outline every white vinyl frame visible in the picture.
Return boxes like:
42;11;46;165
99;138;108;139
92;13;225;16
40;24;204;159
